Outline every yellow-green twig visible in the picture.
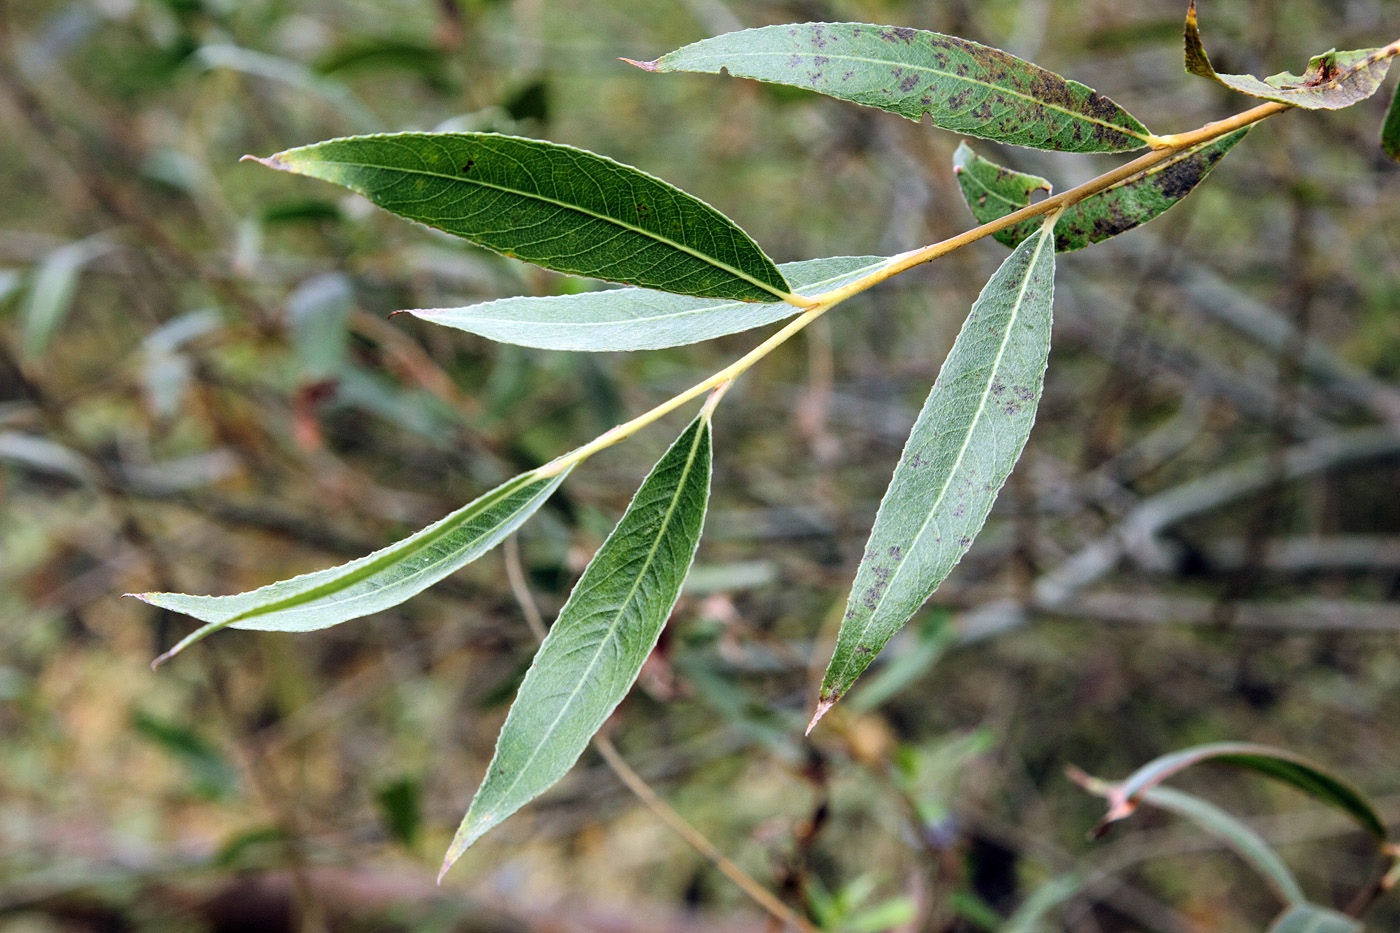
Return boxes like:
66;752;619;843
535;99;1291;481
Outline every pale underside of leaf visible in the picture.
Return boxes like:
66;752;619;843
138;468;571;662
442;415;712;874
407;255;887;351
813;223;1057;725
1138;786;1306;907
1185;0;1394;110
637;22;1151;152
253;132;793;303
953;129;1249;252
1267;904;1364;933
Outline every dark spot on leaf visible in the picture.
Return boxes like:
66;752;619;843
461;159;475;173
899;74;920;93
636;203;649;216
1004;401;1022;415
959;536;972;547
946;88;973;110
991;381;1006;396
888;546;902;560
1013;386;1034;401
1155;155;1207;201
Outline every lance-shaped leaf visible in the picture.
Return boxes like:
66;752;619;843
1079;741;1387;843
952;129;1249;252
250;133;795;303
137;467;572;663
1382;81;1400;161
811;221;1057;727
407;255;886;351
1185;0;1396;110
442;414;712;874
631;23;1152;153
1268;905;1363;933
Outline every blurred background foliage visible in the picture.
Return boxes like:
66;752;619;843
1;0;1399;930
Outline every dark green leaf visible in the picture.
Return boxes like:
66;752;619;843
251;133;794;303
1140;786;1306;906
442;414;712;872
1185;1;1395;110
138;467;572;663
1268;905;1364;933
634;23;1152;152
812;222;1057;725
407;255;886;351
1085;741;1387;843
1382;81;1400;160
375;777;423;847
953;129;1249;251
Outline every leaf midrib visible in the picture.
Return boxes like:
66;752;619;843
423;260;889;331
293;155;792;302
470;421;707;833
829;226;1052;692
962;171;1037;214
671;44;1150;144
218;472;557;625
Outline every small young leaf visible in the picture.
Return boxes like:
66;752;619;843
812;221;1057;725
1139;786;1307;907
138;468;572;663
442;414;712;873
1268;905;1364;933
407;255;887;351
1083;741;1387;843
1382;81;1400;161
1185;1;1395;110
633;23;1153;152
953;129;1249;251
250;133;795;303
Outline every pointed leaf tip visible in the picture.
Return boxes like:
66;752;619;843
806;696;836;735
619;57;659;71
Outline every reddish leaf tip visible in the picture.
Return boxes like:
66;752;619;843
806;696;836;735
620;57;660;72
437;854;455;885
243;153;291;172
